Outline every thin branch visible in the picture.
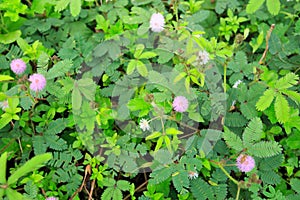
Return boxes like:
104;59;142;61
69;165;91;200
123;180;148;200
259;24;275;65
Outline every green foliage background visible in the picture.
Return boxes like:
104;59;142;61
0;0;300;199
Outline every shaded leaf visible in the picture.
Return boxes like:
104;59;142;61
223;127;243;152
243;117;263;146
248;141;282;158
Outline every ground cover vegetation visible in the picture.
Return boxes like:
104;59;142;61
0;0;300;199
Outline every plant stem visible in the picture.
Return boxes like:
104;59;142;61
218;163;239;185
236;184;241;200
223;62;227;93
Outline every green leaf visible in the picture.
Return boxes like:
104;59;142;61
164;136;172;153
146;132;161;140
260;171;281;185
47;59;73;79
0;114;13;129
215;0;228;14
156;49;174;64
0;188;4;199
248;141;282;158
127;98;151;111
282;90;300;105
185;77;190;93
101;187;114;200
266;0;280;15
93;41;109;57
268;34;281;55
127;60;137;75
290;178;300;193
77;78;96;101
16;37;30;53
70;0;81;17
0;30;21;44
256;89;275;111
7;153;52;185
259;154;284;171
172;171;189;193
113;188;122;200
243;117;263;146
137;22;149;35
72;85;82;110
55;0;70;12
134;44;145;58
139;51;157;59
274;94;290;123
166;128;183;135
0;93;6;101
0;75;14;82
7;97;19;110
188;112;204;122
286;133;300;149
150;167;173;184
136;60;148;77
95;15;109;32
174;72;186;83
295;20;300;36
275;73;299;90
31;0;48;13
246;0;265;14
224;112;247;127
6;187;23;199
153;149;173;165
117;180;131;191
223;127;243;152
155;136;164;151
0;152;7;184
240;101;258;120
250;31;264;53
191;178;214;199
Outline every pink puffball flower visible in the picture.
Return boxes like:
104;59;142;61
172;96;189;113
236;154;255;172
46;197;59;200
10;59;26;74
150;13;165;33
28;73;46;92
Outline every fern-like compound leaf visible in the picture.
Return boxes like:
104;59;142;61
243;117;263;147
248;141;282;158
256;89;275;111
191;178;214;200
223;126;244;152
274;94;290;124
275;73;299;90
246;0;265;14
